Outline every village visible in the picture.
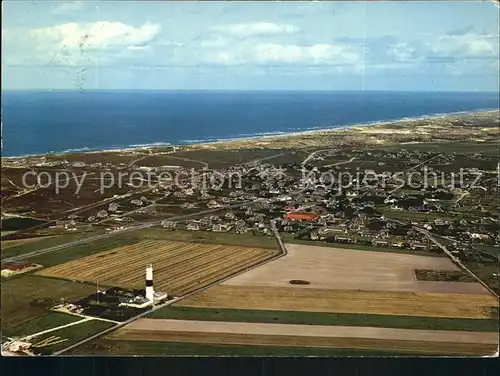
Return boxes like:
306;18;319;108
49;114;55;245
3;144;498;291
2;114;499;357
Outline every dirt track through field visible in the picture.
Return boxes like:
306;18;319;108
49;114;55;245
177;285;498;319
111;318;499;355
223;243;490;295
36;240;278;296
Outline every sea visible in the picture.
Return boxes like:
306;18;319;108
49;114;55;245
1;90;499;157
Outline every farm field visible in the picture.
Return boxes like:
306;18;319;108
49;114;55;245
36;240;279;296
70;339;421;356
1;275;96;329
223;243;490;295
177;285;498;319
110;318;499;356
148;306;499;332
3;227;278;270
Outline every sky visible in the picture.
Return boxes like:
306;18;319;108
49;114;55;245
1;1;499;91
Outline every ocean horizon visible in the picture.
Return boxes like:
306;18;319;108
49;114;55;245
2;90;499;158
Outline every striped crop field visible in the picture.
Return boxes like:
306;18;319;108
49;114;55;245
35;240;279;296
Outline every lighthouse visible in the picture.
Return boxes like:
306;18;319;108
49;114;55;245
145;264;155;303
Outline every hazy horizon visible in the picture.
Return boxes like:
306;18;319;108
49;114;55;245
3;89;500;93
2;1;499;92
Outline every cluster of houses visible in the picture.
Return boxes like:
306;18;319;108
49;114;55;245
146;149;498;258
20;147;497;261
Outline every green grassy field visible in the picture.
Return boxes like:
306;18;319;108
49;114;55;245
68;338;423;356
30;320;116;354
3;312;81;338
1;275;95;329
147;306;499;333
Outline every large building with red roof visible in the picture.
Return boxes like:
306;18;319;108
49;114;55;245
283;212;320;222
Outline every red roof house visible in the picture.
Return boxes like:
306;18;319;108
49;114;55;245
283;212;320;222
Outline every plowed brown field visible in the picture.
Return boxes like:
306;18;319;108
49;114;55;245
223;243;489;295
36;240;279;296
110;319;499;356
177;285;498;319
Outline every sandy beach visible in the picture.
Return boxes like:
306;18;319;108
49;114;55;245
2;109;498;160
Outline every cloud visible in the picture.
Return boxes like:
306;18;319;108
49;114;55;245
384;31;499;73
388;42;421;63
195;41;361;67
127;45;149;51
52;1;86;15
211;22;300;38
427;32;499;59
253;43;360;65
30;21;161;52
2;21;162;66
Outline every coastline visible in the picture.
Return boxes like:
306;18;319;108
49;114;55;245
1;108;498;160
188;108;499;149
